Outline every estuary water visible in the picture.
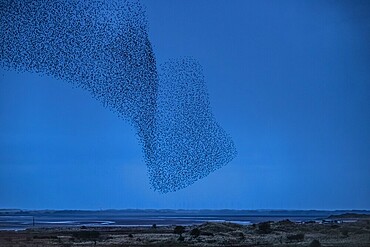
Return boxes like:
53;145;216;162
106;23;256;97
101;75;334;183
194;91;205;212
0;209;363;231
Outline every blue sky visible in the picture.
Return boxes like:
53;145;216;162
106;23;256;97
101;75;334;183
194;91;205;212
1;0;369;210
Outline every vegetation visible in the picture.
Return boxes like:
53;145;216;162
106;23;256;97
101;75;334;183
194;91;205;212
2;218;370;246
174;226;185;235
237;231;245;240
287;233;305;241
257;221;272;234
190;228;200;237
71;231;100;240
200;231;214;237
341;228;349;237
309;239;322;247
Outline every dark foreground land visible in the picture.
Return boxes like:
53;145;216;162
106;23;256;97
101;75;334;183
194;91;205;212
1;218;370;247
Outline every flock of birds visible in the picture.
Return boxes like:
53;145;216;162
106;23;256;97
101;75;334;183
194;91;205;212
0;0;237;192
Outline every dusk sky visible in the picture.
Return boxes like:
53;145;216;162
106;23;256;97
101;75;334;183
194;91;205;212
1;0;369;210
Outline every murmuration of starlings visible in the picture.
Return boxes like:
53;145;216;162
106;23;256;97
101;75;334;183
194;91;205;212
0;0;237;193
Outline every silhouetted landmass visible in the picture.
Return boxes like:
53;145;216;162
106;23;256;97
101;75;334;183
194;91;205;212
328;213;370;219
1;209;370;217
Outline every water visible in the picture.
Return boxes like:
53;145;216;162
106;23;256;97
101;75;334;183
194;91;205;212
0;209;365;231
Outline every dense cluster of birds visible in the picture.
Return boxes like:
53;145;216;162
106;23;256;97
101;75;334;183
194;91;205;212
0;0;237;192
152;58;237;192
